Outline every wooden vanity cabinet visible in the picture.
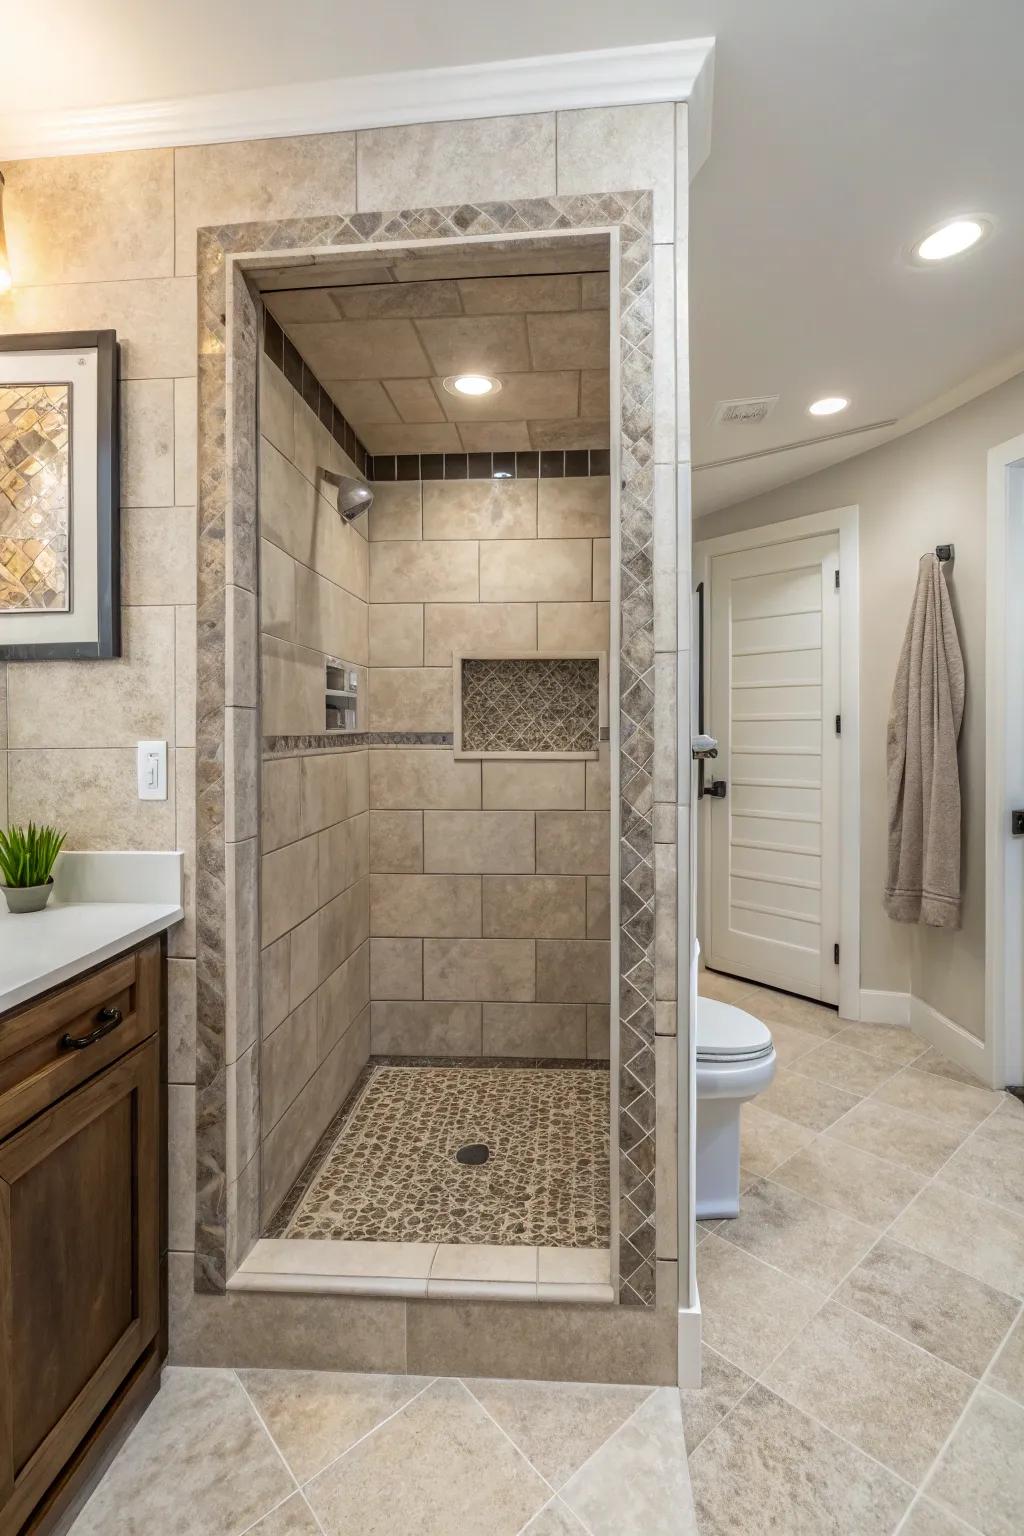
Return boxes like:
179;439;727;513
0;938;167;1536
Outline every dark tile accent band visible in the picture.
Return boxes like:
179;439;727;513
371;449;611;482
262;731;454;757
263;310;371;477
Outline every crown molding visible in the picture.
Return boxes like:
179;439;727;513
0;38;714;161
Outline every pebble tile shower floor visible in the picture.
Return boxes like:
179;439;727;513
269;1065;611;1247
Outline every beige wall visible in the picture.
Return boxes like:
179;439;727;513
256;348;371;1221
366;474;611;1058
697;371;1024;1039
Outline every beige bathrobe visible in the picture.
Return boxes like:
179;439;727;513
884;553;965;928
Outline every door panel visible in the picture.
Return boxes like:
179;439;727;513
708;534;841;1002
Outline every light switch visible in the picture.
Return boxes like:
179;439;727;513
137;740;167;801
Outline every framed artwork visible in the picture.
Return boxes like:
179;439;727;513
0;330;120;659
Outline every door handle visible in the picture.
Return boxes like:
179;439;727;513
706;780;728;799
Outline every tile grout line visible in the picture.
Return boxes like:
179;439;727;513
291;1374;440;1493
230;1370;307;1533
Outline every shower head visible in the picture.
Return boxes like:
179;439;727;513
319;469;374;523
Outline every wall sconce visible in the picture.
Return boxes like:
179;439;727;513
0;172;12;294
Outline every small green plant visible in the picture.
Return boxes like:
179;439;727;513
0;822;66;888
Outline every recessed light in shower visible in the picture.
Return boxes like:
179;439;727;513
443;374;502;397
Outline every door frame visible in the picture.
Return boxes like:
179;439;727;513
694;505;861;1020
985;433;1024;1089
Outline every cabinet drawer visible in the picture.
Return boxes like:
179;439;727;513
0;941;160;1142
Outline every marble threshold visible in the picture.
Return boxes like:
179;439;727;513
229;1238;615;1304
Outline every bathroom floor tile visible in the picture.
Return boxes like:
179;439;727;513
247;1494;323;1534
737;986;846;1039
936;1119;1024;1216
913;1047;991;1088
303;1378;551;1536
757;1068;862;1132
697;970;760;1005
888;1182;1024;1298
558;1388;695;1536
831;1020;929;1069
753;1020;823;1069
790;1039;900;1098
767;1136;926;1231
924;1387;1024;1536
988;1312;1024;1404
462;1377;651;1488
689;1383;911;1536
824;1097;968;1177
835;1236;1020;1379
519;1499;591;1535
716;1178;877;1293
739;1104;817;1177
897;1498;984;1536
870;1068;1003;1135
761;1300;974;1483
678;1345;754;1454
696;1232;823;1376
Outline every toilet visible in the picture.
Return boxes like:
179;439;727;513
696;995;776;1219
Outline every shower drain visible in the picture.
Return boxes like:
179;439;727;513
455;1143;490;1166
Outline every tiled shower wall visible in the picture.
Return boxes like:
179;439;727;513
366;474;611;1057
0;102;692;1351
256;349;371;1221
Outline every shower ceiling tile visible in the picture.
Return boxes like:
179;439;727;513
415;314;532;376
528;311;610;372
458;274;582;314
360;423;462;455
439;372;580;424
529;420;611;451
287;318;432;380
383;378;448;424
323;379;401;425
331;280;462;320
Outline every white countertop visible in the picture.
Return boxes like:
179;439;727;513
0;852;184;1014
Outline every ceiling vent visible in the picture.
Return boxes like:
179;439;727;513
712;395;779;426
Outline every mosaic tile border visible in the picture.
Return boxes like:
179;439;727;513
263;731;453;756
196;192;658;1306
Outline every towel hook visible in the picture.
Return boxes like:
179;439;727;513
935;544;955;563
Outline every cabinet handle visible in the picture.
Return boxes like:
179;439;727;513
59;1005;124;1051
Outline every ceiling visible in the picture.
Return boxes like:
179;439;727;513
261;244;610;455
6;1;1024;514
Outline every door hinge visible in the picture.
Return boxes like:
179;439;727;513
834;568;840;591
835;713;842;735
833;942;840;965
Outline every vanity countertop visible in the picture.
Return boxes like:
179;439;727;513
0;851;184;1015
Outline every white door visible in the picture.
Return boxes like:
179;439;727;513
706;534;841;1003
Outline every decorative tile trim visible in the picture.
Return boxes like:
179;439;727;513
197;191;658;1307
370;449;611;482
263;311;371;476
262;730;453;757
458;656;600;757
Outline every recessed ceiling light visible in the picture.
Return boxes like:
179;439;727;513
808;396;849;417
443;374;501;397
912;217;990;263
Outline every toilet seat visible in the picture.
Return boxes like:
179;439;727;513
697;998;774;1063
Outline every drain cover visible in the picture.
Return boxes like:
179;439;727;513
455;1143;490;1166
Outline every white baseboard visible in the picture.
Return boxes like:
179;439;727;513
909;995;994;1087
858;989;911;1025
677;1297;702;1388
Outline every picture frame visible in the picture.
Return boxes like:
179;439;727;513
0;329;120;659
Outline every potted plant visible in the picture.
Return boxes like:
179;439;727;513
0;823;66;913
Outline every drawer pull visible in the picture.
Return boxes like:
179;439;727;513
59;1006;124;1051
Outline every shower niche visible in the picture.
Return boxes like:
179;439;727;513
324;656;365;733
453;651;607;760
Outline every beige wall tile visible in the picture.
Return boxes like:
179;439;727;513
653;245;677;467
318;941;370;1059
537;477;610;539
369;604;423;666
423;603;536;667
592;539;610;601
346;751;369;816
423;938;535;1002
369;748;480;810
371;937;423;1000
370;873;481;937
423;811;535;874
261;757;301;854
261;637;324;737
299;752;350;836
368;667;452;732
367;483;423;541
169;748;196;955
225;708;259;843
260;356;295;460
174;132;356;275
9;748;175;851
580;370;610;418
122;379;175;507
318;811;369;904
288;914;319;1010
479;539;591;603
3;149;174;284
175;376;198;506
422;479;537;540
167;958;197;1085
260;834;319;948
226;584;258;710
586;744;611;810
556;103;676;243
262;995;318;1131
587;1004;611;1059
655;843;677;1002
168;1084;197;1251
536;940;610;1004
536;602;610;653
260;540;297;642
370;541;479;603
7;606;174;748
174;604;196;749
481;760;585;810
482;1003;587;1059
370;1000;481;1057
0;277;195;379
356;115;555;210
318;876;370;982
294;565;368;666
653;652;677;803
369;809;423;873
655;1036;679;1261
653;463;677;653
260;438;318;563
482;875;586;939
586;877;611;940
536;811;610;875
314;499;370;603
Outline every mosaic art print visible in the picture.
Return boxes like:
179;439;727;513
0;383;71;611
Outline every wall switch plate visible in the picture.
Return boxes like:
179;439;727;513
137;740;167;801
